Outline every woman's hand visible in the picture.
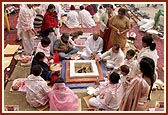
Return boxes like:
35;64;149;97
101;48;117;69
117;29;120;35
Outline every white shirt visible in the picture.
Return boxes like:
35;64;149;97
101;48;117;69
124;57;137;72
130;47;159;77
65;10;80;28
25;74;50;107
17;4;36;31
78;9;96;28
36;42;50;57
137;47;159;67
98;83;124;110
84;35;103;56
100;48;125;68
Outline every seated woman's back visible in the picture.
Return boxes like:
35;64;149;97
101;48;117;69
48;78;79;111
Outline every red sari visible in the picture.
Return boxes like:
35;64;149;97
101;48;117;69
41;10;58;32
102;15;112;52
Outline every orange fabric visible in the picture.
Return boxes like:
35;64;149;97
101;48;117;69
119;77;150;111
100;30;104;38
119;77;142;111
107;15;130;51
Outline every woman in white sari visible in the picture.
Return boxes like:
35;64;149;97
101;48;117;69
130;36;159;79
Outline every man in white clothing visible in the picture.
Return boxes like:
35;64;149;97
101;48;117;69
78;5;96;28
88;72;124;111
16;4;36;55
64;5;80;28
81;31;103;60
98;44;125;70
25;65;50;107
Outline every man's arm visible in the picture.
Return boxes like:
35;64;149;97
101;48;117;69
100;48;111;59
97;38;103;53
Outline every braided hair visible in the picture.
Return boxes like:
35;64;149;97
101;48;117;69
140;57;155;100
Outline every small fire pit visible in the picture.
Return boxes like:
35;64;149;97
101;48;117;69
70;60;99;78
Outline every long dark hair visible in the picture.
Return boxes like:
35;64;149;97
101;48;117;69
142;36;156;51
140;57;155;100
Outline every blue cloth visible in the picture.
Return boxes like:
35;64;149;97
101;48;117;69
61;60;106;89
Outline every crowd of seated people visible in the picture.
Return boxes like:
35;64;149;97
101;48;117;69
8;3;161;111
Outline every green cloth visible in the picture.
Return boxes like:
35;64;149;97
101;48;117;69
153;9;164;29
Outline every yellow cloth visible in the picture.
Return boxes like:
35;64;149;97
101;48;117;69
83;95;93;108
4;57;13;70
36;103;49;111
108;15;130;51
78;98;82;111
4;44;20;54
4;10;10;32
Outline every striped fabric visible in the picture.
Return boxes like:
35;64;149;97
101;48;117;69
34;14;43;28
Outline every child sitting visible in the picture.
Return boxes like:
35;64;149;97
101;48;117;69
119;65;130;91
48;77;79;111
25;64;50;108
124;49;136;72
36;36;54;65
30;52;58;85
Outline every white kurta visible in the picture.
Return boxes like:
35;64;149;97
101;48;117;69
93;8;105;22
89;82;124;110
81;35;103;60
130;47;159;77
137;47;159;67
124;57;137;74
48;32;57;55
36;42;50;57
25;74;50;107
64;10;80;28
16;4;36;55
100;48;125;69
78;9;96;28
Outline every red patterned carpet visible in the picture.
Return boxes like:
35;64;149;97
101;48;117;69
4;12;164;82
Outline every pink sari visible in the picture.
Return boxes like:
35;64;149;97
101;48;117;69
119;77;150;111
48;83;79;111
